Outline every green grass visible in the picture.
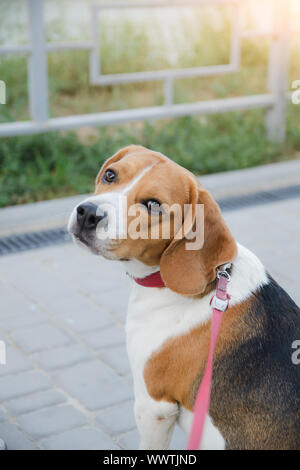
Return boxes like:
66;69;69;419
0;7;300;207
1;105;299;207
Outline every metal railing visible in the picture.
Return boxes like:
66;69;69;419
0;0;295;141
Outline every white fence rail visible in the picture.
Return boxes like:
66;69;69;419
0;0;294;141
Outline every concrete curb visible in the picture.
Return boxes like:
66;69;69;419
199;157;300;199
1;158;300;237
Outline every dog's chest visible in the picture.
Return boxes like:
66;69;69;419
125;284;212;395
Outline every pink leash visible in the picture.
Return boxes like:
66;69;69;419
187;267;231;450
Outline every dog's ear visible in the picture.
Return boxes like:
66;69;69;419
160;180;237;296
96;145;146;185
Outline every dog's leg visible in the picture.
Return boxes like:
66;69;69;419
178;408;225;450
134;395;178;450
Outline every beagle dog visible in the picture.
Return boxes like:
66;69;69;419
68;145;300;450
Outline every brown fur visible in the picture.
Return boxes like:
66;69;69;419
93;145;237;286
160;187;237;295
144;297;254;411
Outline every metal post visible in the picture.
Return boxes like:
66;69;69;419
0;80;6;104
164;78;173;107
0;340;6;365
230;1;241;70
265;0;290;143
89;5;101;84
27;0;49;122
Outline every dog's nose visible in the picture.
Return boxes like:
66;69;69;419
76;203;106;230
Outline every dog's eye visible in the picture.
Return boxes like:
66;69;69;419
142;199;162;214
102;169;117;183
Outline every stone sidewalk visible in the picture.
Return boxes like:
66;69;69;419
0;195;300;450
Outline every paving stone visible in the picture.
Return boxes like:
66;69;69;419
0;279;38;320
95;400;135;435
61;270;124;298
169;425;187;450
42;246;122;294
92;290;129;319
2;261;79;313
11;323;72;353
17;404;87;439
0;422;35;450
36;344;91;370
40;427;120;450
43;285;115;319
61;303;113;333
112;308;128;324
54;360;133;411
0;332;8;346
1;309;46;331
0;370;51;401
0;347;33;377
117;429;139;450
283;280;300;306
0;408;7;422
5;389;66;416
98;345;131;376
0;438;6;450
84;325;125;350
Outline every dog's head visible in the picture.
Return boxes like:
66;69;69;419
68;145;237;295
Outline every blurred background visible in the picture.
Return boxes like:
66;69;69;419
0;0;299;207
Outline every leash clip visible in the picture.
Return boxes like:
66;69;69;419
216;263;231;282
210;264;231;312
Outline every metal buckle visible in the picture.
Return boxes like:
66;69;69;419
210;295;230;312
217;264;231;282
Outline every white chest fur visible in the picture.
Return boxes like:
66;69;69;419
125;243;268;396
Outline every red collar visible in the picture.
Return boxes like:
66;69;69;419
132;271;165;288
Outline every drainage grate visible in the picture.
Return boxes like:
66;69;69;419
0;227;71;256
218;184;300;211
0;184;300;256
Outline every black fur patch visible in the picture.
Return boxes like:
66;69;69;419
210;276;300;450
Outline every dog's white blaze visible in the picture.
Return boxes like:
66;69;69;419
121;163;157;195
117;163;157;237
